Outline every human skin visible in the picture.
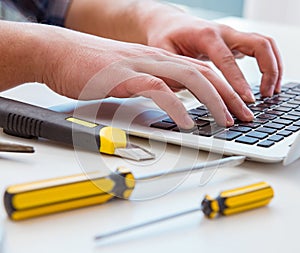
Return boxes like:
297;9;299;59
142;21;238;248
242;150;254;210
0;0;282;129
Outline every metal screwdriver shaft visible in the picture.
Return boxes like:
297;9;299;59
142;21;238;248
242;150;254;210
4;156;246;221
94;182;274;241
0;142;34;153
95;207;201;241
138;155;245;180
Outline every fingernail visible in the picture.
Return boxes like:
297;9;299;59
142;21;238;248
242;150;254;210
275;87;281;94
242;90;256;103
243;104;254;120
183;114;195;129
225;110;234;126
268;85;276;96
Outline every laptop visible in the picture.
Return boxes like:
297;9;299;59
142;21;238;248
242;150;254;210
51;81;300;165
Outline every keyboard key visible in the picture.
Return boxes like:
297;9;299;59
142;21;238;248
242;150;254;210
288;111;300;117
286;100;300;105
293;88;300;92
277;130;293;137
268;135;284;142
264;98;283;105
257;113;276;120
273;106;292;113
256;103;271;109
151;121;176;130
214;131;242;141
284;82;300;89
278;94;295;99
162;117;175;123
281;114;300;121
229;126;252;133
266;110;284;116
286;91;300;96
286;125;300;132
248;106;266;112
193;124;224;137
256;127;277;134
272;118;293;126
257;140;275;148
188;108;208;117
246;131;268;139
254;94;264;101
294;121;300;127
172;126;197;133
264;122;285;130
238;122;260;129
274;96;290;102
196;105;208;111
253;118;268;124
194;118;210;127
281;103;299;109
235;136;259;145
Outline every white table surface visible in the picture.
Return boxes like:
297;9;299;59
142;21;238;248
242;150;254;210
1;17;300;253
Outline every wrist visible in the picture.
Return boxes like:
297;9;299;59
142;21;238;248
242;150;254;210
0;21;49;88
132;1;185;44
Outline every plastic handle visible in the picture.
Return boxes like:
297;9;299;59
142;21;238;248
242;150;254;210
201;182;274;218
4;168;135;221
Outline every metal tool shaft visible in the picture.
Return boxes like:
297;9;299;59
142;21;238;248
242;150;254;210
137;155;245;180
0;142;34;153
95;207;201;241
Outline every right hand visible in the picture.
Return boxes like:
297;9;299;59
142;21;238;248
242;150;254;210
34;24;254;129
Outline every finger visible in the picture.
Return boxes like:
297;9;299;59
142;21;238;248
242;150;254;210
196;50;244;61
164;53;254;122
223;32;280;97
120;74;195;129
196;64;254;122
200;35;256;103
130;55;234;126
266;36;283;93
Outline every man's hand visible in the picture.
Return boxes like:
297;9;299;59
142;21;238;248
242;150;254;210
64;0;282;127
0;21;254;129
40;24;255;129
144;12;283;100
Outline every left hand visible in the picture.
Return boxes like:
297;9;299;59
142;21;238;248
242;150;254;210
144;11;283;101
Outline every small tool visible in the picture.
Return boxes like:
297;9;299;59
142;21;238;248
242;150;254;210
95;181;274;241
0;141;34;153
4;155;245;221
0;96;154;161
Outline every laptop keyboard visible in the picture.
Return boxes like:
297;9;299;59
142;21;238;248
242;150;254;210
150;82;300;148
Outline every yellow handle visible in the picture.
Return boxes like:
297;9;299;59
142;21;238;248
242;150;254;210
201;182;274;218
4;167;135;221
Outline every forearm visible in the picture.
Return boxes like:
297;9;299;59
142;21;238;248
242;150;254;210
0;21;47;91
64;0;184;44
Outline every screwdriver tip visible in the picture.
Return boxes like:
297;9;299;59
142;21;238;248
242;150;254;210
0;142;35;153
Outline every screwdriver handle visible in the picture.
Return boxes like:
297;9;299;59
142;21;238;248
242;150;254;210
201;182;274;218
0;96;127;155
4;167;135;221
94;182;274;241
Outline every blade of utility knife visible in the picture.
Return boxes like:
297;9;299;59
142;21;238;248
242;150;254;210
114;144;155;161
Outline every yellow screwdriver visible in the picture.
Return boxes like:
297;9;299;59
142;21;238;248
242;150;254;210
4;156;245;221
94;181;274;241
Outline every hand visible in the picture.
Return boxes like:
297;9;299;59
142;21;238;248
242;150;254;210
144;10;283;99
32;24;254;129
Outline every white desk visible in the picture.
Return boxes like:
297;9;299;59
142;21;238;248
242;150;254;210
1;17;300;253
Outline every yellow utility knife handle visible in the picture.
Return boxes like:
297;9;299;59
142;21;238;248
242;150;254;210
4;167;135;221
201;182;274;219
